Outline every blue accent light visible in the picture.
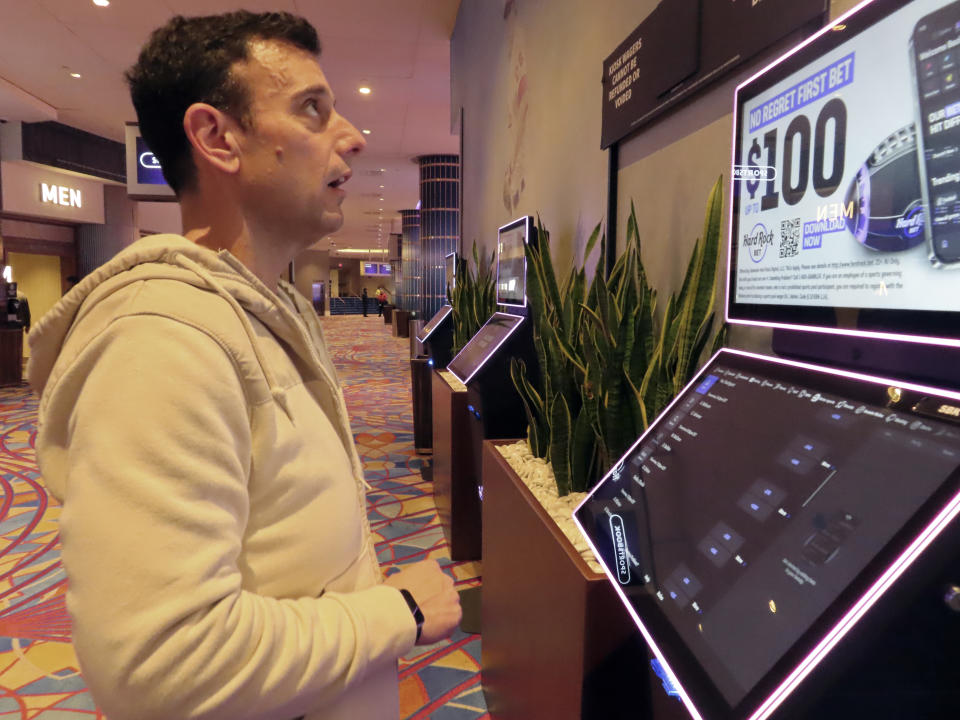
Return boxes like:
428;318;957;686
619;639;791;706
428;358;434;367
650;659;681;699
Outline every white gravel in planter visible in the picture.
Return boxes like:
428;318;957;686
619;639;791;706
496;440;603;574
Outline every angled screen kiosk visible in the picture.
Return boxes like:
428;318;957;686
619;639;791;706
575;2;960;719
415;253;457;368
411;260;456;455
447;216;538;447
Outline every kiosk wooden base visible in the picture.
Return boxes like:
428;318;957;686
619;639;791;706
480;439;687;720
431;371;481;561
392;309;410;338
410;357;433;453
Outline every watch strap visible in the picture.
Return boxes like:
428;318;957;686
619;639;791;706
398;588;424;642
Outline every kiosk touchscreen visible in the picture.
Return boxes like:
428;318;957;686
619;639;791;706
446;312;525;385
416;305;454;368
574;348;960;720
728;0;960;348
497;216;533;308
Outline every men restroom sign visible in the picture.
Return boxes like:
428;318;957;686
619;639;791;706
40;182;82;209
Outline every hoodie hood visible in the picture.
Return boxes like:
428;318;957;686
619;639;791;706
28;234;339;421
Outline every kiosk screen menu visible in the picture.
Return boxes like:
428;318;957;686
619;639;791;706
575;349;960;720
416;304;453;343
729;0;960;344
446;312;524;384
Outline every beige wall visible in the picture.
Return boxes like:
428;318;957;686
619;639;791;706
452;0;853;353
8;251;60;358
453;0;657;275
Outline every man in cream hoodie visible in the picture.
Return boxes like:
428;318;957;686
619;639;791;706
27;11;461;720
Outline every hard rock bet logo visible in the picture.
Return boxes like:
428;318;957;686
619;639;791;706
743;222;775;263
895;204;924;239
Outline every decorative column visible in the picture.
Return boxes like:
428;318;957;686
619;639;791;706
417;154;460;319
400;209;420;313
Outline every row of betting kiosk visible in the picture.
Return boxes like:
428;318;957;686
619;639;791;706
412;1;960;716
576;1;960;718
413;216;538;562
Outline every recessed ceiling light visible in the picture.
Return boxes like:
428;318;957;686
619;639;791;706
380;168;386;172
379;185;384;188
361;129;372;135
358;86;371;95
70;72;82;79
92;0;110;6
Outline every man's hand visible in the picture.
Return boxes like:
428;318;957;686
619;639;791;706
384;560;462;645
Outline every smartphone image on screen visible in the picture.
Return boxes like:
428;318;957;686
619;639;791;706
911;0;960;267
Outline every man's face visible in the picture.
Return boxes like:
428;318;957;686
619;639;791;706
230;39;365;242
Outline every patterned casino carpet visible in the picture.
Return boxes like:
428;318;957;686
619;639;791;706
0;314;486;719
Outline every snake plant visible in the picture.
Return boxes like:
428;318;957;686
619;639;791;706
511;176;727;495
450;240;497;355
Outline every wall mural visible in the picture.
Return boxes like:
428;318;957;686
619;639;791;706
503;0;529;214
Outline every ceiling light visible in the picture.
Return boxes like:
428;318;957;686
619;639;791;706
380;168;386;172
92;0;110;6
361;129;372;135
358;86;371;95
379;185;384;189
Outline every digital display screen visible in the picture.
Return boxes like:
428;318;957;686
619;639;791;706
497;217;532;307
361;262;392;276
125;124;175;200
575;348;960;719
135;136;167;186
445;252;457;298
729;0;960;343
446;312;524;384
417;304;452;343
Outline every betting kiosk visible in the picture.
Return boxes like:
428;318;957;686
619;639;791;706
432;217;538;564
575;2;960;718
411;262;456;455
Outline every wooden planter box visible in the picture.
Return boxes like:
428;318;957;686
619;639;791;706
431;371;481;560
481;439;688;720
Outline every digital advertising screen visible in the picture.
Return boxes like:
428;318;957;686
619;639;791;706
574;347;960;720
445;252;457;299
361;262;392;276
496;216;532;307
446;312;525;385
729;0;960;345
124;123;175;201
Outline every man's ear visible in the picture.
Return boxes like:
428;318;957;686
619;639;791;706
183;103;241;176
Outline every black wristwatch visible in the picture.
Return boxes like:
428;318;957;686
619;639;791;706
398;588;424;642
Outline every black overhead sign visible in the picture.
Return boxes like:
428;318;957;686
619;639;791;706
601;0;828;149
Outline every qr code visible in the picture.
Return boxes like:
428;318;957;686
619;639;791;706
780;218;800;258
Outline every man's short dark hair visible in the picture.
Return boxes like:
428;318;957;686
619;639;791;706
126;11;320;196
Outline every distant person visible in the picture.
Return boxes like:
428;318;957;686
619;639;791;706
27;10;460;720
376;287;388;316
361;286;368;317
16;290;30;334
